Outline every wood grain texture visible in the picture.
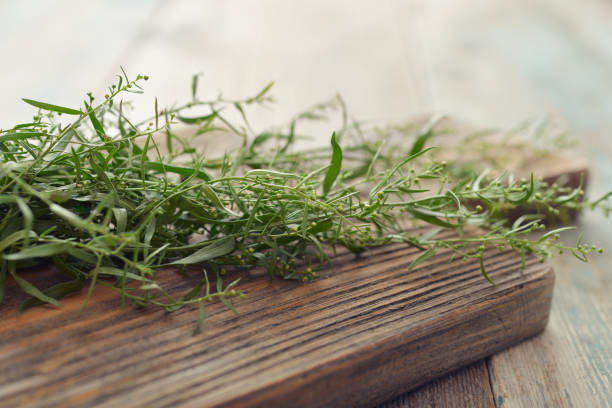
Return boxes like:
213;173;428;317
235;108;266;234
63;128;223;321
487;232;612;408
0;235;553;408
376;152;589;408
380;361;495;408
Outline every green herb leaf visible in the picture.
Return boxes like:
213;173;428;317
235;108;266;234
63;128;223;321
0;230;38;253
22;98;82;115
323;132;342;196
85;103;105;138
5;242;71;260
193;301;206;335
112;208;128;233
406;206;458;228
246;81;274;103
19;279;83;313
177;112;217;124
98;267;153;283
408;247;437;270
216;273;223;293
147;162;211;181
409;128;433;155
171;237;236;265
49;203;106;233
480;257;495;285
191;73;201;100
10;270;62;308
220;296;238;314
0;131;48;143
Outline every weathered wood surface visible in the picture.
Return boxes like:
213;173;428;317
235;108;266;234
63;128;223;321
0;239;553;408
2;1;612;407
381;362;495;408
487;238;612;408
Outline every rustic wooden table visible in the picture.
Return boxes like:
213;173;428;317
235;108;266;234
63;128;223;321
1;1;611;406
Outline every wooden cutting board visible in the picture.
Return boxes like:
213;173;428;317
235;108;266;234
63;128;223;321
1;235;552;408
0;153;586;408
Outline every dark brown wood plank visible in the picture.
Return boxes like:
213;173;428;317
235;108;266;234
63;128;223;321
379;361;495;408
0;236;553;408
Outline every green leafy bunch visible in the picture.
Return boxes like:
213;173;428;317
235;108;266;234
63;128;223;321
0;71;608;329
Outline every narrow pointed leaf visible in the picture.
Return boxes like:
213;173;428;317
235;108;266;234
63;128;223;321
22;98;82;115
177;112;217;124
85;103;105;138
11;271;62;308
5;242;71;260
219;296;238;314
19;279;83;312
170;237;235;265
112;208;128;233
323;132;342;196
193;301;206;335
407;247;437;270
480;258;495;285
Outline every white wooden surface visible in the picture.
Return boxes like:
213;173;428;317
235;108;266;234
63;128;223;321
1;1;611;406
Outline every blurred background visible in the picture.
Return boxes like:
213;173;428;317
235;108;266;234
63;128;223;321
3;0;612;201
2;0;612;133
2;0;611;405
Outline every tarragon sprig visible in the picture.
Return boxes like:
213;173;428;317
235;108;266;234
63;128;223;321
0;72;608;327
